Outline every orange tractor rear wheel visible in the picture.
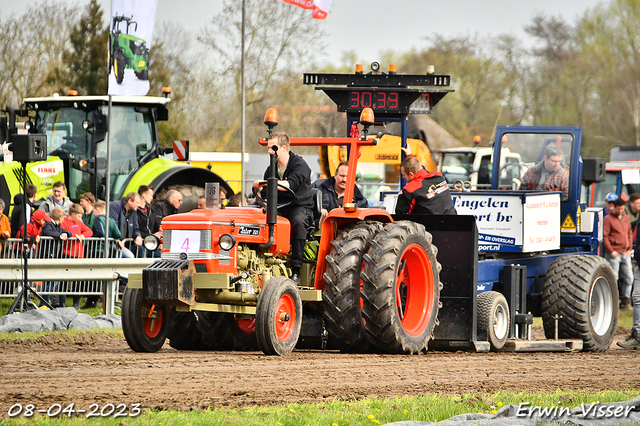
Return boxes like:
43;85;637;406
361;221;442;354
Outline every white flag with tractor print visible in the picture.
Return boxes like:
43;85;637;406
108;0;158;95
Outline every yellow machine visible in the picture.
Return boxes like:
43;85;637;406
319;134;437;179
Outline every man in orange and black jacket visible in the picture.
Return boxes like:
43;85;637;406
395;155;457;215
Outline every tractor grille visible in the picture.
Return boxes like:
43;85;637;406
142;259;195;306
13;167;33;186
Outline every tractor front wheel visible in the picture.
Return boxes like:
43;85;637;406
114;50;125;84
477;291;510;350
256;277;302;356
361;221;441;354
121;288;168;352
323;221;382;353
541;255;618;352
135;69;149;80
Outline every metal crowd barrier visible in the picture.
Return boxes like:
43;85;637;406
0;237;157;314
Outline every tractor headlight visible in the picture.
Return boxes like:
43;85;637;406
143;234;161;251
219;234;236;251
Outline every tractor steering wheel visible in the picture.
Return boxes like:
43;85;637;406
253;180;298;210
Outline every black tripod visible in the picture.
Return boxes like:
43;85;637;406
7;160;52;314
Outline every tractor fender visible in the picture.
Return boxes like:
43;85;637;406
121;157;232;198
314;208;393;291
149;166;233;197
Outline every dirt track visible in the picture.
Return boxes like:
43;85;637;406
0;327;639;417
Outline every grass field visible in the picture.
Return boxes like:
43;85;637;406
0;390;637;425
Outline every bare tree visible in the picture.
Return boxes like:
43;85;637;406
0;1;74;106
196;0;327;151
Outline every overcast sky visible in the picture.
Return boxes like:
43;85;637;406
1;0;605;64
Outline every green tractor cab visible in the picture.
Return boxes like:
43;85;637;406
0;94;230;214
109;14;149;84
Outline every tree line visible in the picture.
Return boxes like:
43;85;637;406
1;0;640;158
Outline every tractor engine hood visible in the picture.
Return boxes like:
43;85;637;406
160;207;291;255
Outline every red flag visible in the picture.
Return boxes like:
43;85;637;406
282;0;332;19
349;123;360;139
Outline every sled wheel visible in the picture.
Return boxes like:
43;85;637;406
114;50;125;84
167;309;206;350
541;255;618;352
323;221;382;353
477;291;510;350
121;288;168;352
361;221;441;354
256;277;302;356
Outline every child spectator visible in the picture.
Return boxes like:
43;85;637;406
85;200;124;309
0;199;11;255
79;192;96;230
39;207;71;308
92;200;131;257
15;209;50;255
61;203;93;309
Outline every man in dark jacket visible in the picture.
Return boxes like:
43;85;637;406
312;161;368;224
396;156;457;215
10;184;37;238
109;192;142;253
252;132;313;282
153;189;182;221
137;185;161;257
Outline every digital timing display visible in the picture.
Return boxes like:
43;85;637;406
347;90;400;111
323;88;439;114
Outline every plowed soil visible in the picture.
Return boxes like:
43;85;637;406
0;327;638;417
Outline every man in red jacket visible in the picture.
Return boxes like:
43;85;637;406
604;197;633;309
396;156;457;215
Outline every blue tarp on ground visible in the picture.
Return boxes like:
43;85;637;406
0;307;121;332
386;397;640;426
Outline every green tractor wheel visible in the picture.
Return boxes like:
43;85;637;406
135;69;149;81
114;49;125;84
108;38;112;75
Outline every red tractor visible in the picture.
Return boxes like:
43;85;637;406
122;108;443;355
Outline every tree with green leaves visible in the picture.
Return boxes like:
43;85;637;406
577;0;640;154
61;0;108;94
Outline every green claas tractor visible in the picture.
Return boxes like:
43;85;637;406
0;93;231;215
109;14;150;84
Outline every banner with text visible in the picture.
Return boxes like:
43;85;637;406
452;192;560;253
108;0;158;96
